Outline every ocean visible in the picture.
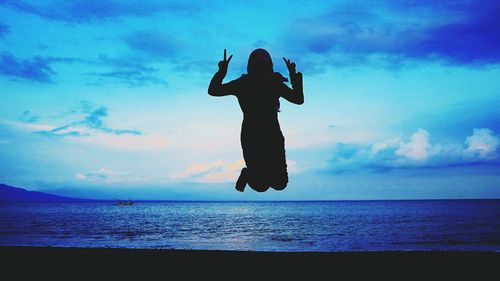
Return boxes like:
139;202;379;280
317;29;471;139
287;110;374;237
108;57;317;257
0;200;499;252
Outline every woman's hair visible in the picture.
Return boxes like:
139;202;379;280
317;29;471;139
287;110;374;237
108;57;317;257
247;48;274;76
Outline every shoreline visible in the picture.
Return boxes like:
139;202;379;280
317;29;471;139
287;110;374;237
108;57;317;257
3;198;500;203
2;246;497;274
2;245;498;253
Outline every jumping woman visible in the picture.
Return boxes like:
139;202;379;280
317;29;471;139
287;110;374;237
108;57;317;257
208;48;304;192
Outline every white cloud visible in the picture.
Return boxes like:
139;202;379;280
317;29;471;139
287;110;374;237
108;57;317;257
395;129;432;161
464;128;499;159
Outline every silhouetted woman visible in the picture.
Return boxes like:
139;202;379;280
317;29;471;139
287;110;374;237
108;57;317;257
208;49;304;192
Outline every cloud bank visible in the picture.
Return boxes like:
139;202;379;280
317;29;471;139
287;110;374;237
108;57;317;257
329;128;500;173
45;103;142;137
8;102;169;151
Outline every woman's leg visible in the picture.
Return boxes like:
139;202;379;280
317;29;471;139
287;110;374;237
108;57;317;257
235;167;248;192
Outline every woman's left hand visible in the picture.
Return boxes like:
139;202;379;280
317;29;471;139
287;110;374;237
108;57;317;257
283;57;297;76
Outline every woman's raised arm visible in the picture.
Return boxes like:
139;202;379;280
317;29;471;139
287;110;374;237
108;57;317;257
279;57;304;105
208;49;236;97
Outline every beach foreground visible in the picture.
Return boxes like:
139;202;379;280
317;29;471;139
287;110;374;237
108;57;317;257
2;246;497;277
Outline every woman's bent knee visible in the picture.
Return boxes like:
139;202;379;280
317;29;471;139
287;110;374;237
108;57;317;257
271;182;287;191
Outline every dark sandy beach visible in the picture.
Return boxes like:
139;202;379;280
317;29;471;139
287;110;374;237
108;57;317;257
1;246;497;277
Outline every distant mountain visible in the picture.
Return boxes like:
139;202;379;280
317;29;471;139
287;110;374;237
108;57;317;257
0;183;89;202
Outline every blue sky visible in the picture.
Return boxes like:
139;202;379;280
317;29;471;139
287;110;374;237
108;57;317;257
0;0;499;200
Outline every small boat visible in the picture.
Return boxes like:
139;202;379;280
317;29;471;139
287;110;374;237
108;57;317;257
113;199;134;206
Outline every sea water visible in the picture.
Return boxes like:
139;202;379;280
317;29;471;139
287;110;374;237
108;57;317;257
0;200;499;251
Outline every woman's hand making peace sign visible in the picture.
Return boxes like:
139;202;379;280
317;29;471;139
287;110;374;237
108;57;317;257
218;49;233;77
283;57;302;86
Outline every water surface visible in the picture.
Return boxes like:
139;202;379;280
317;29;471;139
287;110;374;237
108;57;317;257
1;200;498;251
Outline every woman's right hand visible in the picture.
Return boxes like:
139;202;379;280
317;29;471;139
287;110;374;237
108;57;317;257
218;49;233;76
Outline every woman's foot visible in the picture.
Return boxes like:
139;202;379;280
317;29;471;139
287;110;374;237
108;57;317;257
235;168;248;192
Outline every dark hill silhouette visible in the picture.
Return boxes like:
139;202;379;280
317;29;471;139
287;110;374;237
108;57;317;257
0;183;88;202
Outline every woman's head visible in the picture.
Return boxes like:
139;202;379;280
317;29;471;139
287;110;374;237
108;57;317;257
247;48;274;76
